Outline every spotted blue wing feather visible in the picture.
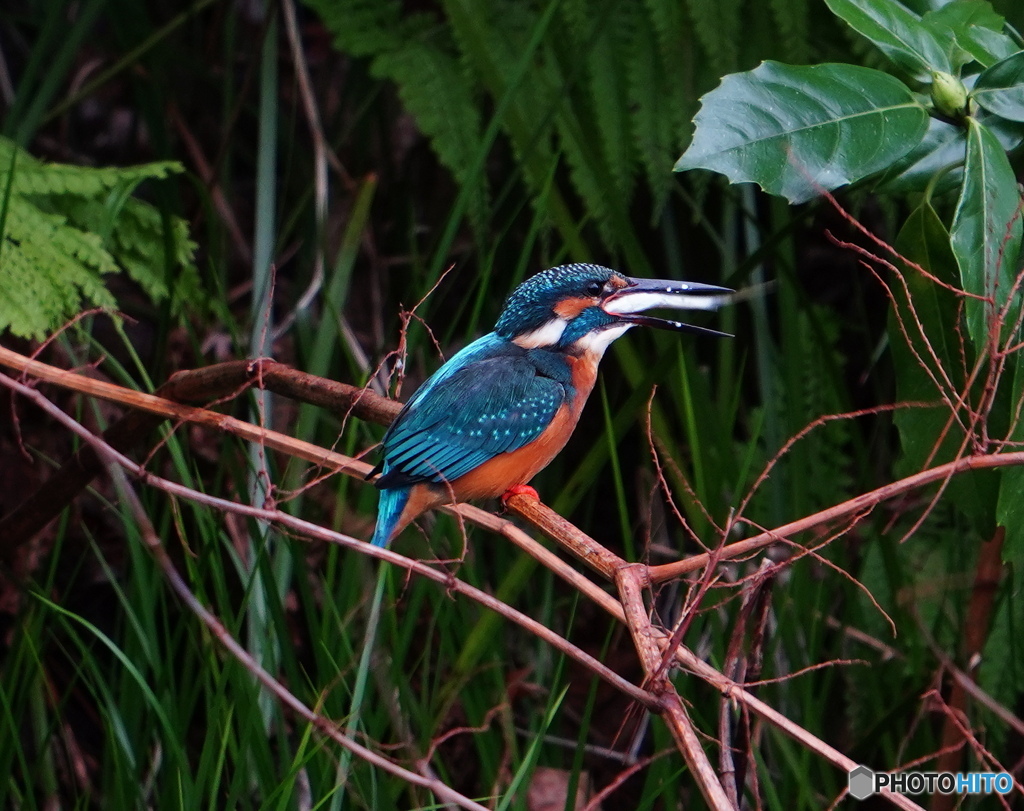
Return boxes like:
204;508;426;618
376;334;570;490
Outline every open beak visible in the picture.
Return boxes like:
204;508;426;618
603;276;733;338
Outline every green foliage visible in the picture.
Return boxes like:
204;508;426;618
677;0;1024;769
677;1;1024;203
676;0;1024;560
6;0;1024;807
980;565;1024;726
675;61;931;204
950;117;1022;348
303;0;489;236
877;108;1024;193
0;137;197;339
825;0;968;79
973;50;1024;119
303;0;824;263
684;0;743;77
768;0;812;64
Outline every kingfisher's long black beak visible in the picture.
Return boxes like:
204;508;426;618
603;277;733;338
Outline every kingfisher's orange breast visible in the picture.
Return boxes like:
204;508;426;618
391;350;603;536
450;350;600;501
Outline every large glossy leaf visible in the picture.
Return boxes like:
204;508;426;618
891;203;996;536
894;203;961;373
956;25;1018;68
675;61;929;203
923;0;1011;69
950;117;1023;351
973;51;1024;122
825;0;954;79
876;109;1024;193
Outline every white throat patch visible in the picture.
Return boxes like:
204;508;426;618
513;317;568;349
572;323;634;357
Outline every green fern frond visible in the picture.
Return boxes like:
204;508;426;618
682;0;742;76
768;0;810;64
0;199;117;337
627;6;686;211
0;138;197;339
307;0;404;56
643;0;688;67
788;309;853;512
559;0;588;39
59;196;198;302
308;0;489;235
550;85;615;248
556;1;634;200
11;157;182;199
586;4;637;203
743;302;852;530
443;0;563;240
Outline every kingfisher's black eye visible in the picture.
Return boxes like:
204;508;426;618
585;281;603;297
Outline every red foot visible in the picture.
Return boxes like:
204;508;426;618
500;484;540;508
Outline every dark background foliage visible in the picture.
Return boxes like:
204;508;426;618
1;0;1023;808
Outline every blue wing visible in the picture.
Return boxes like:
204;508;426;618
376;334;570;490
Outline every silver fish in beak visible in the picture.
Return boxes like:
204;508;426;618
603;277;734;338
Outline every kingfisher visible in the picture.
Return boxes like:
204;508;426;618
369;263;730;547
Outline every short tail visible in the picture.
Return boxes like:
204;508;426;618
371;487;410;547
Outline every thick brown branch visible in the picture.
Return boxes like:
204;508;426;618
0;350;396;555
647;452;1024;584
615;565;733;809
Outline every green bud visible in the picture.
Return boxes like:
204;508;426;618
931;71;968;118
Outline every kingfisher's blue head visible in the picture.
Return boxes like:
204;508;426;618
494;263;731;355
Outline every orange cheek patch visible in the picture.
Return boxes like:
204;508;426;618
554;296;596;319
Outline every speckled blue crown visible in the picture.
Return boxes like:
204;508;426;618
494;263;626;338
